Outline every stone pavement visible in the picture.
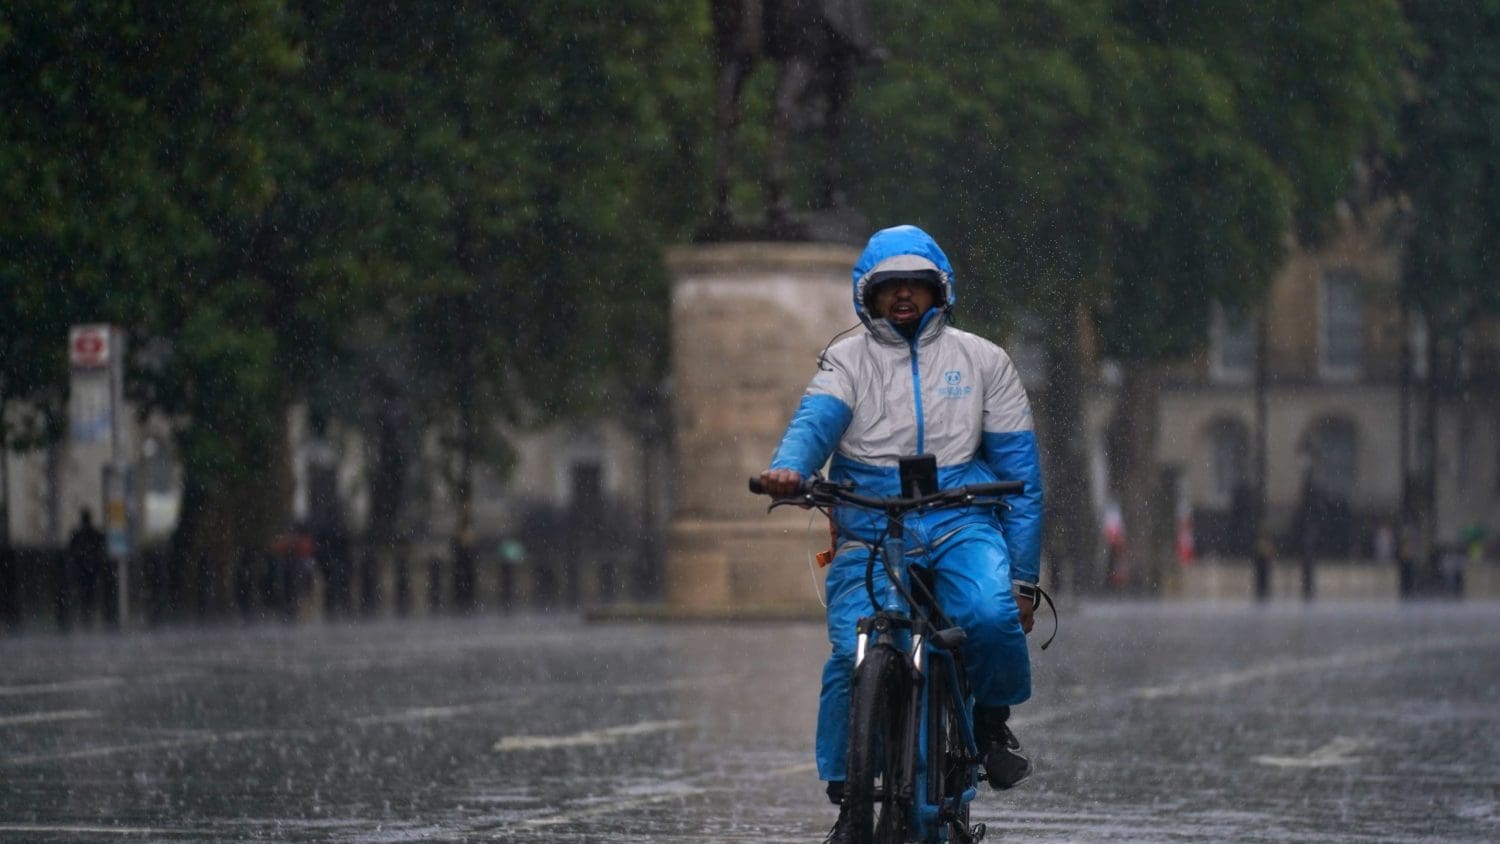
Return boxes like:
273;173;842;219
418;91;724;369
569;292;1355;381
1;601;1497;841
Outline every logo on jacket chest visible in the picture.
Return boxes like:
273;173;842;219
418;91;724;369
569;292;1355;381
936;370;973;399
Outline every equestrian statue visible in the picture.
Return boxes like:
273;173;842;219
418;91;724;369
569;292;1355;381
703;0;884;242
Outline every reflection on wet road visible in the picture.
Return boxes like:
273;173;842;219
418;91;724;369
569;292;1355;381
2;601;1497;841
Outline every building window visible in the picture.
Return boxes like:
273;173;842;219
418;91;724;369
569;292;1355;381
1206;417;1252;509
1304;417;1358;502
1319;268;1364;379
1210;303;1254;383
1295;417;1359;556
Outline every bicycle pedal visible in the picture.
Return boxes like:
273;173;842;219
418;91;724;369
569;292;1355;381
947;820;986;843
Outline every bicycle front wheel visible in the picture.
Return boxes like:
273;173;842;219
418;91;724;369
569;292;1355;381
845;643;909;844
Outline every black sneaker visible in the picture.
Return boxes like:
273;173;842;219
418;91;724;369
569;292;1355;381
823;801;853;844
984;722;1032;790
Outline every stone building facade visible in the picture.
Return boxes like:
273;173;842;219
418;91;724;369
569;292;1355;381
1104;206;1499;569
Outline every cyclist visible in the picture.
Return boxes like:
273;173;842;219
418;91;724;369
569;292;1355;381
757;224;1044;842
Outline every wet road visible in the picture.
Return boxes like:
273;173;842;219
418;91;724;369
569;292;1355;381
1;601;1497;842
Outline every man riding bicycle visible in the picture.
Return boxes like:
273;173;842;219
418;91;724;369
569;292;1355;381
757;225;1044;842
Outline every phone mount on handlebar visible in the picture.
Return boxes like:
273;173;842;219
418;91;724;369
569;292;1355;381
899;454;939;498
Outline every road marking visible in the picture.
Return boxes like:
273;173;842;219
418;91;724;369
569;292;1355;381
354;702;499;725
493;719;691;752
0;709;99;727
614;674;740;695
0;824;199;837
1131;635;1496;700
1;729;285;766
501;835;808;843
354;678;732;727
0;678;122;697
767;761;818;777
1254;735;1371;768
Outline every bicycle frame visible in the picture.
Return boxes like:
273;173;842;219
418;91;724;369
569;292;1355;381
854;519;982;842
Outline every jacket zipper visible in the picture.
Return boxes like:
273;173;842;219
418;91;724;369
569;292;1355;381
910;336;925;454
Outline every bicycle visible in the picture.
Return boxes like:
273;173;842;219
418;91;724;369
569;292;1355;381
751;461;1042;844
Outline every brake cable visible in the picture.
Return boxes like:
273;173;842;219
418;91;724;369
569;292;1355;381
1033;585;1058;650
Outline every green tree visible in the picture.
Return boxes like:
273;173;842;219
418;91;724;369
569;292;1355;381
1395;1;1500;562
1;3;297;571
3;2;709;616
1094;2;1407;591
288;0;709;608
847;1;1408;592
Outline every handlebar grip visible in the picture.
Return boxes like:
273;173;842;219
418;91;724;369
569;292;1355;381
751;476;816;496
967;480;1025;496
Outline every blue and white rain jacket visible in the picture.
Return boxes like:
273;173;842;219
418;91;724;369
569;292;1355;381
768;225;1045;588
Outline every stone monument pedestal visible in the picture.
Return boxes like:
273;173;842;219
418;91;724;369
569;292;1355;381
661;241;859;615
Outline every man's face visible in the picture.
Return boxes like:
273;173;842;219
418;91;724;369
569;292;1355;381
870;277;937;324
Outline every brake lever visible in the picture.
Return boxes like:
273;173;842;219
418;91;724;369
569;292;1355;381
767;492;835;512
967;495;1012;511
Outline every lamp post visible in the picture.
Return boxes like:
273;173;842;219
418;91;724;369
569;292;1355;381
1252;309;1271;601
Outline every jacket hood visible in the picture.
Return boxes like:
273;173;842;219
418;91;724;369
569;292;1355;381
851;225;956;341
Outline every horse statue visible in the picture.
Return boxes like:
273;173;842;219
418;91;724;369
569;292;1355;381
704;0;883;241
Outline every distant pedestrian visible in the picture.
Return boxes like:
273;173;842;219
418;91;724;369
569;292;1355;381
1;541;18;632
1373;522;1395;564
235;547;259;621
426;553;444;612
1440;545;1466;598
319;522;352;616
67;509;108;627
271;524;316;621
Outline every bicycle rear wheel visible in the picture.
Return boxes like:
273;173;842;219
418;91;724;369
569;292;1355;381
845;644;909;844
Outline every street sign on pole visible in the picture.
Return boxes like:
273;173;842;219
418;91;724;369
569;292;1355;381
69;324;112;370
68;323;131;626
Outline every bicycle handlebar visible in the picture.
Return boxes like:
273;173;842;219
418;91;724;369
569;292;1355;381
751;472;1055;648
749;474;1022;515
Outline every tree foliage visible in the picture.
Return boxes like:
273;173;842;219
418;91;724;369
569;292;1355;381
847;0;1407;350
1;2;296;456
1399;0;1500;338
363;1;708;428
1390;1;1500;559
305;1;711;564
1;1;708;609
844;0;1409;590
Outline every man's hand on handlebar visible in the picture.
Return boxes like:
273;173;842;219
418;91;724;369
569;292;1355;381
758;468;804;499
